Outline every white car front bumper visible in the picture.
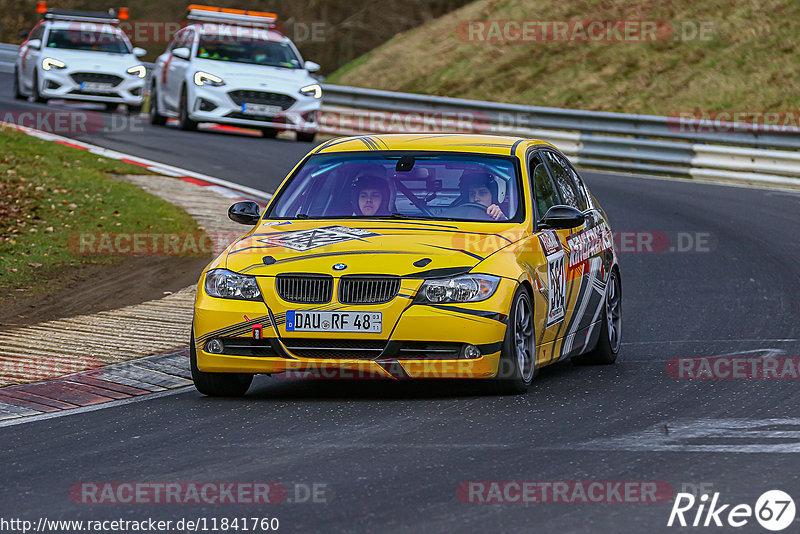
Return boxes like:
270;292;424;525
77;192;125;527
187;84;320;133
40;68;145;105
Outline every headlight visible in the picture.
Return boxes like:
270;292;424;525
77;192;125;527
299;83;322;99
126;65;146;78
204;269;261;300
415;274;501;304
193;71;225;87
42;58;66;70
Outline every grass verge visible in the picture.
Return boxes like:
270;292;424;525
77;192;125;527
0;127;201;297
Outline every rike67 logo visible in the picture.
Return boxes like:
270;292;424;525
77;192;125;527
668;490;796;531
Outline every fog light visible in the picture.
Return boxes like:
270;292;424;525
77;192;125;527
46;80;61;90
205;339;224;354
198;98;217;112
462;344;481;359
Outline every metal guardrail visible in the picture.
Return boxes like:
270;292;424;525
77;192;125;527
1;42;798;186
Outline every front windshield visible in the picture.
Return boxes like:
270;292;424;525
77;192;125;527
46;29;130;54
197;34;301;68
267;153;522;222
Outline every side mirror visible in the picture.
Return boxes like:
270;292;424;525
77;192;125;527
539;205;585;230
228;201;261;225
172;47;190;60
133;47;147;57
27;39;41;50
304;60;320;73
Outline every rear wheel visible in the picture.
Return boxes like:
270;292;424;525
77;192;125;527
178;87;197;131
190;328;253;397
296;131;316;143
495;286;536;394
13;67;24;100
572;269;621;365
149;84;167;125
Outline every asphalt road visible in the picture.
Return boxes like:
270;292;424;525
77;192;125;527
2;72;800;533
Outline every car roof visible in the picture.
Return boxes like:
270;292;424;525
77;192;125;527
192;23;285;42
313;134;554;157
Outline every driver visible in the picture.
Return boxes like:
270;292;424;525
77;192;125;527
352;175;391;216
459;172;507;220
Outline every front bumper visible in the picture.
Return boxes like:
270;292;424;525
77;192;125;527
40;68;144;105
193;277;515;379
188;84;320;133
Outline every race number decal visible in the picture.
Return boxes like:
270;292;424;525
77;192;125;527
538;231;567;327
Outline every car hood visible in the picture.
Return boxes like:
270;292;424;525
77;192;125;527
192;58;315;88
41;49;138;71
223;219;525;277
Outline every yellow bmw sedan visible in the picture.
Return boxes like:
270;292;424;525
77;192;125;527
191;134;621;395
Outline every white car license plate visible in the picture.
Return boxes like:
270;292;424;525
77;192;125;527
241;103;282;116
286;311;382;333
80;82;113;92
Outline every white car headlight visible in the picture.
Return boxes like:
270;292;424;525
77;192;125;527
204;269;261;300
299;83;322;99
193;71;225;87
126;65;146;78
42;58;66;70
415;275;501;304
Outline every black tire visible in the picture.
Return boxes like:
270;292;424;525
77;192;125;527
296;131;316;143
190;328;253;397
149;84;167;125
572;269;622;365
495;286;537;394
178;87;197;131
105;102;118;112
127;105;142;116
13;67;25;100
31;71;46;103
261;127;278;139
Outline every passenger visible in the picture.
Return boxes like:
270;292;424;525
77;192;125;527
352;175;391;216
459;172;507;220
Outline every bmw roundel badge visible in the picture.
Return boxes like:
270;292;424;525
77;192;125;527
333;263;347;271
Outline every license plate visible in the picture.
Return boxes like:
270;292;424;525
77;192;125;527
80;82;113;92
241;103;282;116
286;311;382;333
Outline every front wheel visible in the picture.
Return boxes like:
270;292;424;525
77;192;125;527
178;87;197;131
31;71;47;103
190;328;253;397
495;286;536;394
13;68;25;100
296;131;316;143
572;269;621;365
261;127;278;139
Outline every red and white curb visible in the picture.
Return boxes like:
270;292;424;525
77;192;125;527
0;120;273;203
0;348;192;427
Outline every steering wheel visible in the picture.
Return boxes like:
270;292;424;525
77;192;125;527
446;202;492;220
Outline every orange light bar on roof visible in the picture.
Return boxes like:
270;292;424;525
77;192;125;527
187;4;277;20
36;1;47;13
118;7;129;20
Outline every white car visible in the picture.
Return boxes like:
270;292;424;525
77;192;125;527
149;6;322;142
14;8;147;113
